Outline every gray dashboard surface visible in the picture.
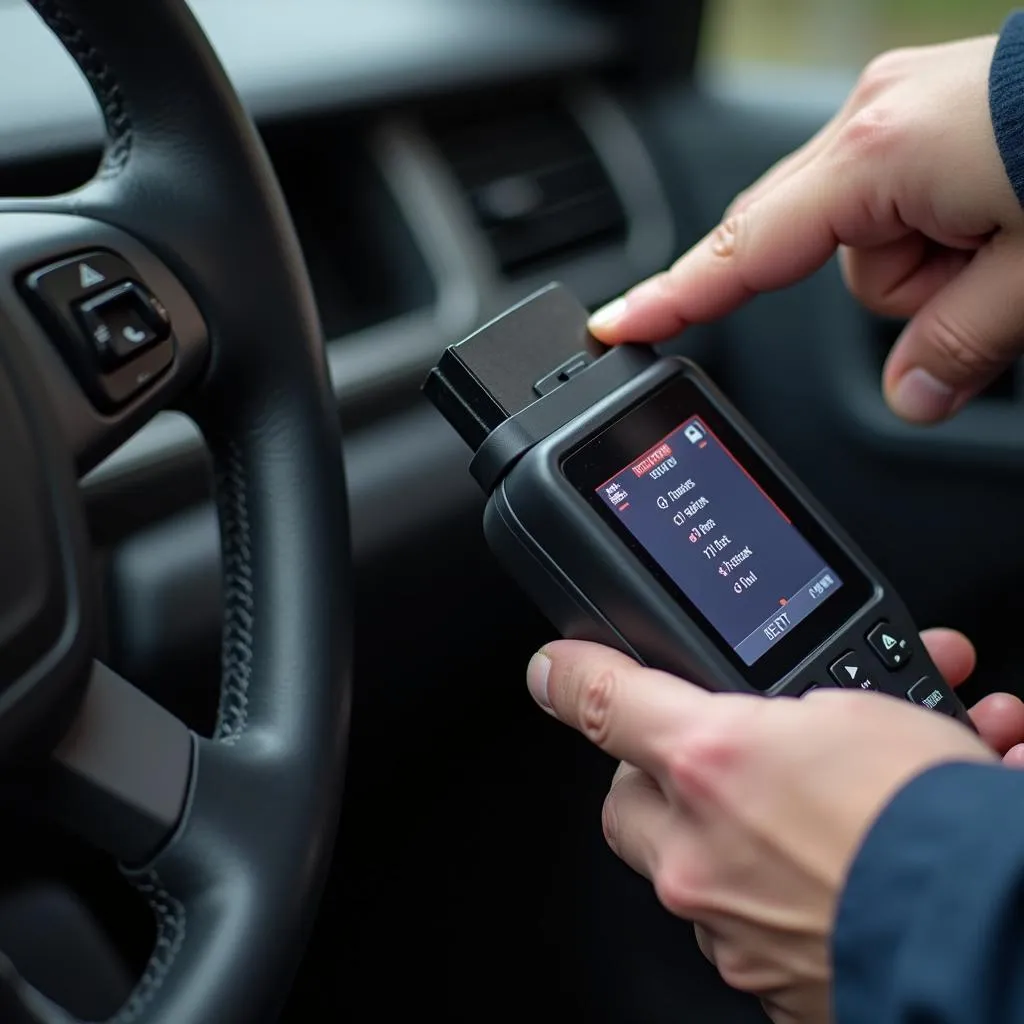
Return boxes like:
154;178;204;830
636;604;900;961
0;0;617;162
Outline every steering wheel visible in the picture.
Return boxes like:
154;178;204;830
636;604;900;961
0;2;352;1021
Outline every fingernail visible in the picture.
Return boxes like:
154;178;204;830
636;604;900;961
889;368;957;423
588;297;627;331
527;651;552;709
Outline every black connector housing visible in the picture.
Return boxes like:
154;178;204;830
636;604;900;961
423;282;655;491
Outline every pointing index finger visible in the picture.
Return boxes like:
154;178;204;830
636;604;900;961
590;155;909;345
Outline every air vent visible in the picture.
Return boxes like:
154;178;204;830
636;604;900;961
874;317;1019;401
428;101;628;275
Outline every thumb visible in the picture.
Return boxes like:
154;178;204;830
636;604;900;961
884;234;1024;423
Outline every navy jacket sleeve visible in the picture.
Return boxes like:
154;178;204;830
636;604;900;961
834;762;1024;1023
989;11;1024;207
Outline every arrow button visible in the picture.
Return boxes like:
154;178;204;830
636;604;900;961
79;263;105;289
830;651;879;691
867;622;913;671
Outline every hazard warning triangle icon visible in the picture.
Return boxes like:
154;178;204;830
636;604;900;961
882;634;897;650
79;263;105;288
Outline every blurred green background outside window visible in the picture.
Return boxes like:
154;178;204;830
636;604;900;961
703;0;1014;72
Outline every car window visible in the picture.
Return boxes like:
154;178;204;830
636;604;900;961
703;0;1011;73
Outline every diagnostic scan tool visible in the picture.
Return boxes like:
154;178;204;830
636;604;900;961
424;284;971;724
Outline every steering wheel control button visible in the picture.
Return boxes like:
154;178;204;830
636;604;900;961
74;281;167;369
22;250;136;308
829;651;879;691
20;251;176;411
907;676;957;716
866;621;912;670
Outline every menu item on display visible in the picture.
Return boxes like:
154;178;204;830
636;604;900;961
593;415;843;666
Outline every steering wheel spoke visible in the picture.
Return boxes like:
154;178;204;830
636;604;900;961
0;210;209;477
34;662;193;867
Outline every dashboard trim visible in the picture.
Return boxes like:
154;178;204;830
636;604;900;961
83;81;676;497
0;0;619;163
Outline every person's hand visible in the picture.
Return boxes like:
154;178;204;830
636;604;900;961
923;628;1024;765
525;629;1024;1023
588;37;1024;424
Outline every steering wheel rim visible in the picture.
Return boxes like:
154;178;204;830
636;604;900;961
0;2;354;1022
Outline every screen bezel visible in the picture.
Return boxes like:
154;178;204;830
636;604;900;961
561;374;875;690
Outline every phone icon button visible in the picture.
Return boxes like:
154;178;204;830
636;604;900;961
73;279;169;369
122;324;150;346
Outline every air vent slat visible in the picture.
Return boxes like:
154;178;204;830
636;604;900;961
428;102;627;276
485;191;624;269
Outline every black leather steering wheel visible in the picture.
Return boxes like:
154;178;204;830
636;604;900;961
0;2;352;1022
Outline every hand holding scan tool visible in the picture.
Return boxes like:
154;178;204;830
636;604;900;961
424;284;972;724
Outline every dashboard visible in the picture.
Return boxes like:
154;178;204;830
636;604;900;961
6;6;1024;1020
6;0;1023;707
0;0;669;472
0;0;697;704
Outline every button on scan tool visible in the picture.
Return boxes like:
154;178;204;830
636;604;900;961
907;676;957;716
75;281;168;369
829;651;879;691
866;621;912;670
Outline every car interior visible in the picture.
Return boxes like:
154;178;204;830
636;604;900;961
1;1;1021;1022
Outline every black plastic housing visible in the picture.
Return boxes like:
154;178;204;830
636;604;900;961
423;282;606;451
423;284;971;724
483;356;968;719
